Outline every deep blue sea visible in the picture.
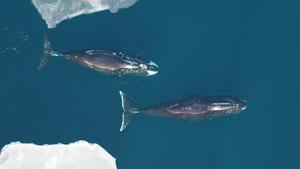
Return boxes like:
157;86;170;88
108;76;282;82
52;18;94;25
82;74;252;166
0;0;299;168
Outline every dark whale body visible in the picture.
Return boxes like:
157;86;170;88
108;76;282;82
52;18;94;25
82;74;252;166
119;91;247;131
38;35;159;76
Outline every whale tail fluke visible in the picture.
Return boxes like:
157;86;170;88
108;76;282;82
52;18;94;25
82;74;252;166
119;91;138;132
38;34;60;70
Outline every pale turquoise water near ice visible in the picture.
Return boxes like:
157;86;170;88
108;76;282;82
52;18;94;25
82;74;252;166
0;0;299;168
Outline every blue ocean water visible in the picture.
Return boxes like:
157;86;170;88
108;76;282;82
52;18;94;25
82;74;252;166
0;0;299;168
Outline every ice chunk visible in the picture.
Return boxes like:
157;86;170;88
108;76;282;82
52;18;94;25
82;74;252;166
0;140;117;169
31;0;138;28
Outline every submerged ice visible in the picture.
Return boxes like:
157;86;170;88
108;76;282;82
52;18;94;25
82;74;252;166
0;140;117;169
31;0;138;28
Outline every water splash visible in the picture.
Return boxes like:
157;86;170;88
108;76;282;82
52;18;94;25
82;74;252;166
0;27;31;55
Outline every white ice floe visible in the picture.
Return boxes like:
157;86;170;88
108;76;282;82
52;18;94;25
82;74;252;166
31;0;138;28
0;140;117;169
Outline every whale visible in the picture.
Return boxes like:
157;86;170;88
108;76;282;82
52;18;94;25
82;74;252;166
38;35;159;77
119;91;247;132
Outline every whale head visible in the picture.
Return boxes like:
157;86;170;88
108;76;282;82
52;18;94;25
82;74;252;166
145;61;159;76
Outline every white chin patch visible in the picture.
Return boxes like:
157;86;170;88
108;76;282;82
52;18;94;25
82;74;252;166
147;70;158;76
149;61;159;67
